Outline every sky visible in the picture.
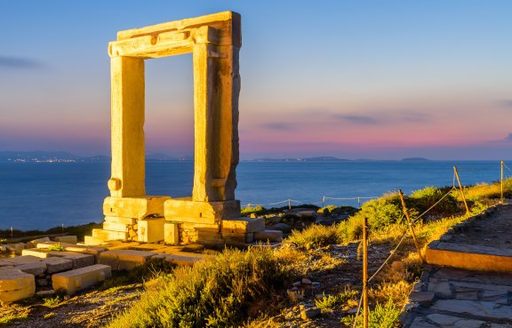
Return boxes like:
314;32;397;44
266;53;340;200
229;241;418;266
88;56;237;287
0;1;511;160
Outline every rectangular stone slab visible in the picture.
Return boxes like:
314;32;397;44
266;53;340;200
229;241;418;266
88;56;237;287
0;268;35;292
43;257;73;274
137;217;164;243
52;264;111;295
426;241;512;272
254;230;283;242
103;196;169;218
48;251;95;269
222;217;265;233
98;250;155;270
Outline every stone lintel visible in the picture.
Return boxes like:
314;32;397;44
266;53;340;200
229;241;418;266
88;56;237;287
116;11;241;47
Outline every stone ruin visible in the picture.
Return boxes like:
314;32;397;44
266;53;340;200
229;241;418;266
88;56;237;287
84;11;280;246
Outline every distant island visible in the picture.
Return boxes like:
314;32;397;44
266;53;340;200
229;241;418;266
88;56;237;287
401;157;430;162
0;151;436;163
0;151;191;163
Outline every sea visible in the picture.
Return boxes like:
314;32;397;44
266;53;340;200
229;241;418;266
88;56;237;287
0;160;507;230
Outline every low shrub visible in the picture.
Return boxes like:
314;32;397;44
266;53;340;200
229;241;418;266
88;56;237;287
108;247;288;328
409;186;459;217
341;299;401;328
241;205;266;216
285;224;339;250
350;193;404;231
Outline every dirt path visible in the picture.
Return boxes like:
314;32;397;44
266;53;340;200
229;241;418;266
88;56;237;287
1;284;142;327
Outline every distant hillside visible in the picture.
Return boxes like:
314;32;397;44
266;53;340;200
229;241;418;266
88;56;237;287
0;151;191;163
401;157;430;162
249;156;350;162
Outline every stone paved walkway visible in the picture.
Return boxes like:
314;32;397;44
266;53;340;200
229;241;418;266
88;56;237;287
403;204;512;327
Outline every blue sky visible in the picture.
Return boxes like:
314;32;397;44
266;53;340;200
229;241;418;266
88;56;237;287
1;1;511;159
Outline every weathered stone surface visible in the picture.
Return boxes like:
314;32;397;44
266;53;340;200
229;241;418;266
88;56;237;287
49;251;95;269
0;268;35;304
431;299;512;320
254;229;283;242
164;199;241;224
159;252;211;266
103;221;130;232
15;262;47;276
54;235;78;244
427;281;453;298
164;222;180;245
52;264;111;295
103;196;170;218
44;257;73;274
92;228;128;241
426;241;512;272
138;217;165;243
222;217;265;233
98;250;154;270
21;248;51;258
426;313;485;328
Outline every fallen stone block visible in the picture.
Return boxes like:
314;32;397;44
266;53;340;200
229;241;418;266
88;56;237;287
53;235;78;244
98;250;155;270
52;264;111;295
7;255;43;265
104;216;137;225
254;230;283;242
15;262;47;276
222;217;265;233
28;237;50;247
0;268;35;304
44;257;73;274
21;248;51;258
138;217;165;243
48;251;95;269
160;252;211;266
5;243;26;255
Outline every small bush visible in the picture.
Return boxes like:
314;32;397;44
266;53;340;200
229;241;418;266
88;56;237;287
315;289;358;313
409;186;459;216
108;247;288;328
285;225;339;250
350;193;404;231
342;299;401;328
241;205;266;216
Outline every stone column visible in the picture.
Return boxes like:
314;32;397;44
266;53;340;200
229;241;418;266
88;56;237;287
109;56;146;198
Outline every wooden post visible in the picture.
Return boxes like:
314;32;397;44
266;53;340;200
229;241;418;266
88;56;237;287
501;160;504;204
288;199;292;210
453;166;470;215
362;216;369;328
398;190;425;263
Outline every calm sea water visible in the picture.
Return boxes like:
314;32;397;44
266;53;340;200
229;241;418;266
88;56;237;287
0;161;505;230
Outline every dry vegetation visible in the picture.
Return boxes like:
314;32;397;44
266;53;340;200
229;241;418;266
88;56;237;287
3;179;509;328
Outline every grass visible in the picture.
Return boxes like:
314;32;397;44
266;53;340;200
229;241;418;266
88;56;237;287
108;247;290;328
0;309;30;325
42;296;62;308
106;178;506;327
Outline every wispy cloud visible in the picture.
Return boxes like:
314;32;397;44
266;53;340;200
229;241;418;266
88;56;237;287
496;99;512;108
0;55;43;69
333;114;379;125
332;110;430;125
260;122;297;131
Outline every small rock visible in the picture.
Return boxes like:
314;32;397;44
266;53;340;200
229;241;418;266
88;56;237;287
292;281;302;287
312;281;320;288
271;223;292;233
300;306;321;320
302;278;312;285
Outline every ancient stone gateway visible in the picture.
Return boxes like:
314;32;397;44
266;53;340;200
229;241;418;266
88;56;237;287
84;11;275;246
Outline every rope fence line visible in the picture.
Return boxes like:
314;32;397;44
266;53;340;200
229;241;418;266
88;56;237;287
351;180;467;327
242;195;379;209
